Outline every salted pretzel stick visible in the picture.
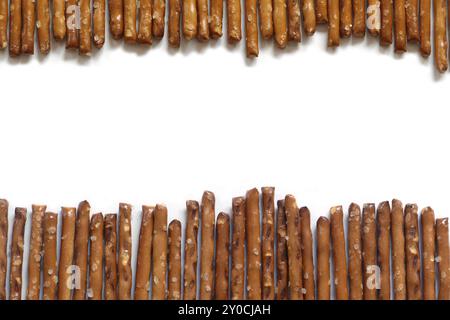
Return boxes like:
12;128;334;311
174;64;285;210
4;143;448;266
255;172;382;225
405;203;421;300
419;0;431;56
134;206;154;300
391;199;406;300
339;0;351;37
259;0;273;39
124;0;137;42
377;201;391;300
168;0;181;47
215;213;230;300
405;0;419;41
362;203;376;300
66;0;79;48
137;0;152;43
327;0;339;46
436;218;450;300
434;0;448;72
0;0;6;49
26;204;46;300
276;200;288;300
109;0;123;39
58;207;76;300
0;200;7;300
104;214;118;300
380;0;393;45
200;191;215;300
43;212;58;300
367;0;380;36
152;0;165;38
246;188;262;300
183;200;199;300
330;206;348;300
79;0;92;55
53;0;65;40
9;0;21;56
300;207;314;300
348;203;363;300
394;0;406;52
315;0;327;23
273;0;287;48
197;0;209;40
210;0;223;38
285;194;303;300
72;201;90;300
227;0;241;42
21;0;35;54
36;0;50;53
88;213;104;300
118;203;132;300
231;197;245;300
152;204;168;300
421;207;436;300
288;0;301;41
316;216;331;300
246;0;259;57
183;0;197;39
261;187;275;300
168;220;182;300
9;208;26;300
93;0;106;48
302;0;315;36
353;0;365;36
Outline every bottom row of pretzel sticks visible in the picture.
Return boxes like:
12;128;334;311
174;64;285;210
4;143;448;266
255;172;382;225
0;189;449;300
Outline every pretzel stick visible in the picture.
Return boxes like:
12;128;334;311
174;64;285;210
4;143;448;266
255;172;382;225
79;0;92;55
405;203;421;300
0;0;6;49
380;0;392;45
394;0;406;52
288;0;301;42
197;0;209;40
72;201;90;300
246;188;262;300
152;204;168;300
436;218;450;300
353;0;365;36
285;194;303;300
276;200;288;300
66;0;79;48
348;203;363;300
137;0;152;44
421;207;436;300
362;203;376;300
316;216;330;300
183;200;199;300
339;0;351;37
299;207;314;300
9;0;21;56
168;0;181;47
367;0;380;36
118;203;132;300
377;201;391;300
200;191;215;299
36;0;50;53
419;0;431;56
21;0;35;53
434;0;448;72
0;200;7;300
210;0;223;38
104;214;118;300
109;0;123;39
152;0;165;38
124;0;137;42
43;212;58;300
391;199;406;300
168;220;182;300
259;0;273;39
231;196;245;300
93;0;106;48
215;213;230;300
273;0;287;48
315;0;327;23
330;205;348;300
327;0;339;46
183;0;197;39
246;0;259;57
227;0;241;42
405;0;419;41
9;208;26;300
26;204;46;300
53;0;65;40
58;207;76;300
262;187;275;300
134;205;154;300
88;213;104;300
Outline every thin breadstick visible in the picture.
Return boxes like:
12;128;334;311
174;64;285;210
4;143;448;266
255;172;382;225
58;207;76;300
42;212;58;300
259;0;273;39
315;0;327;24
9;208;26;300
109;0;124;39
168;220;182;300
288;0;301;42
339;0;351;37
52;0;65;40
104;214;118;300
88;213;104;300
391;199;406;300
353;0;365;36
183;0;197;39
362;203;376;300
300;207;315;300
134;205;154;300
197;0;209;40
26;204;46;300
405;0;419;41
9;0;21;56
436;218;450;300
93;0;106;48
404;203;421;300
394;0;406;52
273;0;287;48
377;201;391;300
316;216;331;300
21;0;35;54
231;197;245;300
215;213;230;300
72;201;90;300
434;0;448;72
152;204;168;300
301;0;315;36
246;188;262;300
348;203;363;300
0;0;6;49
124;0;137;42
285;194;303;300
245;0;259;57
419;0;431;56
327;0;339;46
183;200;199;300
200;191;215;300
210;0;223;38
330;205;348;300
79;0;92;55
36;0;51;53
65;0;79;48
118;203;132;300
276;200;288;300
261;187;275;300
0;200;7;300
137;0;152;44
152;0;166;38
168;0;181;47
227;0;241;42
421;207;436;300
380;0;393;45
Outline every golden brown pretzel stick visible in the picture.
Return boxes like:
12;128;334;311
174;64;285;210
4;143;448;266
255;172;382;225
327;0;339;46
210;0;223;38
259;0;273;39
315;0;327;23
316;216;331;300
261;187;275;300
246;188;262;300
109;0;123;39
436;218;450;300
21;0;35;54
124;0;137;42
227;0;241;42
200;191;215;299
26;204;46;300
404;203;421;300
347;203;363;300
53;0;65;40
42;212;58;300
285;194;303;300
302;0;315;35
377;201;391;300
152;0;166;38
273;0;287;48
168;0;181;47
66;0;79;48
183;0;197;39
72;201;90;300
391;199;406;300
339;0;351;37
245;0;259;57
405;0;419;41
79;0;92;55
288;0;301;41
300;207;315;300
362;203;376;300
330;205;348;300
276;200;288;300
168;220;182;300
434;0;448;72
36;0;51;53
93;0;106;48
380;0;393;45
152;204;168;300
421;207;436;300
367;0;381;36
419;0;431;56
134;205;154;300
215;213;230;300
104;214;118;300
9;208;26;300
137;0;152;44
0;200;7;300
88;213;104;300
394;0;406;52
231;197;245;300
197;0;209;40
58;207;76;300
9;0;21;56
118;203;132;300
183;200;199;300
353;0;365;36
0;0;6;49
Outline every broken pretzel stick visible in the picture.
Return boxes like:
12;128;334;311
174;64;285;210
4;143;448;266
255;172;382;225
9;208;26;300
316;216;331;300
436;218;450;300
245;0;259;57
36;0;51;53
104;214;118;300
93;0;106;48
72;201;90;300
391;199;406;300
183;200;199;300
273;0;287;48
362;203;376;300
262;187;275;300
348;203;363;300
377;201;391;300
421;207;436;300
168;219;182;300
215;213;230;300
88;213;104;300
109;0;123;39
300;207;315;300
276;200;288;300
118;203;132;300
0;200;7;300
43;212;58;300
152;204;168;300
58;207;76;300
434;0;448;72
137;0;152;44
227;0;241;43
405;203;421;300
231;197;245;300
200;191;215;300
330;205;348;300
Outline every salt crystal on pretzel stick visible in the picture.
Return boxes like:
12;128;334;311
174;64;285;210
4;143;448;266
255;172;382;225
137;0;152;44
0;200;7;300
89;213;104;300
65;0;79;48
315;0;327;24
210;0;223;39
327;0;339;47
436;218;450;300
58;207;76;300
152;0;166;38
377;201;391;300
9;208;26;300
109;0;124;39
404;203;421;300
394;0;406;52
300;207;315;300
168;0;181;47
197;0;209;40
287;0;301;42
0;0;7;49
118;203;132;300
124;0;137;42
348;203;363;300
246;188;262;300
434;0;448;72
9;0;21;56
36;0;51;53
231;197;245;300
316;216;331;300
362;203;376;300
339;0;351;37
259;0;273;39
261;187;275;300
215;213;230;300
353;0;365;37
43;212;58;300
330;206;348;300
79;0;92;55
104;214;118;300
419;0;431;56
405;0;419;41
245;0;259;57
93;0;106;48
183;0;197;40
152;204;168;300
421;207;436;300
391;199;406;300
52;0;65;40
183;201;199;300
276;200;288;300
21;0;35;53
200;191;215;300
72;201;90;300
227;0;241;43
168;220;182;300
380;0;393;46
273;0;287;48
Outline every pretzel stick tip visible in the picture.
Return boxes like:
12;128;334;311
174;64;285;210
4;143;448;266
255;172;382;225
197;0;209;40
367;0;381;36
419;0;431;56
288;0;301;42
109;0;124;39
168;219;182;300
65;0;80;48
245;0;259;57
88;213;104;300
215;212;230;300
0;199;7;300
21;0;36;54
434;0;448;72
316;216;330;300
276;200;288;300
52;0;66;40
9;0;21;56
315;0;328;24
152;0;166;39
227;0;242;43
183;200;199;300
353;0;365;37
36;0;51;53
261;187;275;300
118;202;133;300
259;0;273;39
72;200;90;300
43;212;58;300
93;0;106;48
210;0;224;39
0;0;7;49
152;204;168;300
299;207;315;300
9;207;26;300
231;196;245;300
348;203;363;300
405;0;419;41
380;0;393;46
200;191;215;300
104;214;118;300
273;0;287;48
377;201;391;300
391;199;406;300
137;0;152;44
436;218;450;300
394;0;407;52
168;0;181;47
182;0;197;40
79;0;92;55
124;0;137;43
327;0;339;47
421;207;436;300
330;205;348;300
405;203;421;300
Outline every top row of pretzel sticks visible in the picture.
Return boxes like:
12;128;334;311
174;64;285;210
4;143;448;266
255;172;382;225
0;188;449;300
0;0;449;72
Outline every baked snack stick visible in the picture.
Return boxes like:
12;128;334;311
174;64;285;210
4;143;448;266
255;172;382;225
302;0;315;35
72;201;90;300
330;206;348;300
79;0;92;55
391;199;406;300
273;0;287;48
246;188;262;299
377;201;391;300
124;0;137;42
53;0;65;40
137;0;152;44
0;0;6;49
419;0;431;56
210;0;223;39
327;0;339;47
197;0;209;40
104;214;118;300
394;0;406;52
315;0;327;24
285;194;303;300
109;0;123;39
262;187;275;300
353;0;365;36
300;207;315;300
362;203;376;300
434;0;448;72
152;204;168;300
65;0;79;48
21;0;35;53
259;0;273;39
26;204;46;300
93;0;106;48
436;218;450;300
168;220;182;300
183;200;199;300
183;0;197;39
227;0;241;42
316;216;331;300
200;191;215;300
421;207;436;300
380;0;393;45
215;213;230;300
42;212;58;300
0;200;7;300
58;207;76;300
152;0;165;38
367;0;380;36
287;0;301;42
168;0;181;47
9;0;21;56
36;0;51;53
9;208;26;300
231;197;245;300
118;203;132;300
404;203;421;300
339;0;351;37
347;203;363;300
276;200;288;300
246;0;259;57
88;213;104;300
134;205;154;300
405;0;419;41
